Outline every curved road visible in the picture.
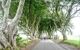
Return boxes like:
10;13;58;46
32;39;66;50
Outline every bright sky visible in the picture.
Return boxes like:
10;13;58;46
71;17;80;36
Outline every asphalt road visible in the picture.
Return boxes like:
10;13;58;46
32;39;66;50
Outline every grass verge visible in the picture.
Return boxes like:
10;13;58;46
63;40;80;47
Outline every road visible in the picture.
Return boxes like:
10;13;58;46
32;39;67;50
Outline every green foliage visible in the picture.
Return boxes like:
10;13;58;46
22;0;47;27
9;0;19;18
39;18;54;32
9;0;80;39
16;35;22;46
18;0;48;37
16;35;31;47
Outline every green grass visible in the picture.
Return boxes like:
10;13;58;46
63;40;80;47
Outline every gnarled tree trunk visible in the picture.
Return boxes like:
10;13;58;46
0;0;25;49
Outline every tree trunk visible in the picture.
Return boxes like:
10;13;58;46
61;31;67;41
62;33;67;41
0;0;11;48
0;0;25;49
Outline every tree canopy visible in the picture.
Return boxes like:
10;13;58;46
0;0;80;49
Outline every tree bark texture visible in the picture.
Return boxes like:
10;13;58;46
0;0;25;49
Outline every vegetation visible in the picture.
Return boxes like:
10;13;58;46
0;0;80;50
16;35;31;47
63;40;80;47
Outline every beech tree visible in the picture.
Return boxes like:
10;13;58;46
0;0;25;49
